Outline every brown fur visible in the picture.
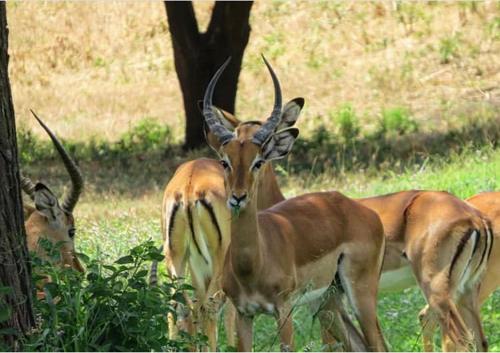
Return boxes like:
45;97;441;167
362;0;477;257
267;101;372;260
358;190;492;351
218;136;387;352
24;207;84;273
418;192;500;352
161;114;286;350
467;192;499;304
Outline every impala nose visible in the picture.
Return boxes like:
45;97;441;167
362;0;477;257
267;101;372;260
229;193;247;209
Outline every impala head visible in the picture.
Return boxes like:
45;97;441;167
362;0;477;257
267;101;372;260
202;56;304;212
22;111;84;272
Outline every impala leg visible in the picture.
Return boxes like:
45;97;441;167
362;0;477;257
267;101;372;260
224;300;237;348
341;257;387;351
418;305;438;352
164;211;196;341
200;288;225;352
457;289;487;351
425;295;471;352
276;302;294;352
199;307;216;352
315;291;366;351
236;312;253;352
165;248;194;341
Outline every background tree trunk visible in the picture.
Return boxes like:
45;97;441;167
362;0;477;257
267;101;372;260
165;1;253;150
0;3;35;348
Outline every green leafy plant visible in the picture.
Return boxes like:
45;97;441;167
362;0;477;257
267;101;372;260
379;106;418;136
118;117;172;154
439;34;461;64
331;104;361;142
17;117;173;165
24;240;201;352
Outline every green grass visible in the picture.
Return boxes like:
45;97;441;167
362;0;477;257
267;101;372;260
57;146;499;352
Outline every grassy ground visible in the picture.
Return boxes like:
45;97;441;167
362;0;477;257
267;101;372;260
22;145;499;351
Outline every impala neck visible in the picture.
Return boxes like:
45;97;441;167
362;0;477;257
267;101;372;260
256;163;285;210
230;185;263;279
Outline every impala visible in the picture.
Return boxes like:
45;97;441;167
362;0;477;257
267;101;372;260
153;79;304;349
417;191;498;351
358;190;493;351
22;111;84;274
204;57;387;352
468;192;499;305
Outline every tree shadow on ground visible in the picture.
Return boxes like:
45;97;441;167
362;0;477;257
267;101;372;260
21;117;499;198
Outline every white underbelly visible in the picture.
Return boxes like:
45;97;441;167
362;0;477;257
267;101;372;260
379;265;417;293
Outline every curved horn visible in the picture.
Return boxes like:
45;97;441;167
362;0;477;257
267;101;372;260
30;110;83;213
20;173;36;200
252;55;283;145
202;57;235;145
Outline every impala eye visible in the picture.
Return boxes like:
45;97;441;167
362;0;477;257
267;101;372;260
220;160;230;170
68;228;76;239
253;160;265;171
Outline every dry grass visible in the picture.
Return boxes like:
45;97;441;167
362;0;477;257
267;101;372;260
7;1;500;142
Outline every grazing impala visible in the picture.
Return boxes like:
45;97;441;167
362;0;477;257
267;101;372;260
467;192;499;305
155;79;304;349
417;191;499;351
22;111;84;273
358;190;493;351
204;57;387;352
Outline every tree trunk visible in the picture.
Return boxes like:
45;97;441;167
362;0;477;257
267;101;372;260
0;3;35;348
165;1;253;150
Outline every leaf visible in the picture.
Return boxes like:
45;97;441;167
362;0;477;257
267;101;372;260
147;252;164;261
103;264;118;272
172;292;186;305
115;255;134;264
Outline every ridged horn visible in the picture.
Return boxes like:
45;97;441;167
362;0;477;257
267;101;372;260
31;110;83;213
252;55;283;145
20;173;36;200
202;57;235;146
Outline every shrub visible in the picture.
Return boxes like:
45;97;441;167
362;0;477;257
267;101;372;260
17;125;52;164
118;117;172;154
17;117;173;164
378;106;418;136
331;104;360;142
439;34;461;64
23;240;202;351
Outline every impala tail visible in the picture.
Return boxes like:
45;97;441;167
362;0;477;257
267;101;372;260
149;244;163;286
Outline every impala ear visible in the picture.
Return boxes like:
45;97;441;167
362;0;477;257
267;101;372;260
199;101;240;152
34;183;60;220
276;97;304;130
261;127;299;161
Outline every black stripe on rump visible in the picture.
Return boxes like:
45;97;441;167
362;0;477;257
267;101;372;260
486;226;494;262
449;229;474;279
466;230;481;273
167;203;180;250
187;205;209;264
199;198;222;245
474;226;490;275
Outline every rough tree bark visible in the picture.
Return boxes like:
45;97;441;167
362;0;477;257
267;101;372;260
165;1;253;149
0;2;35;348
